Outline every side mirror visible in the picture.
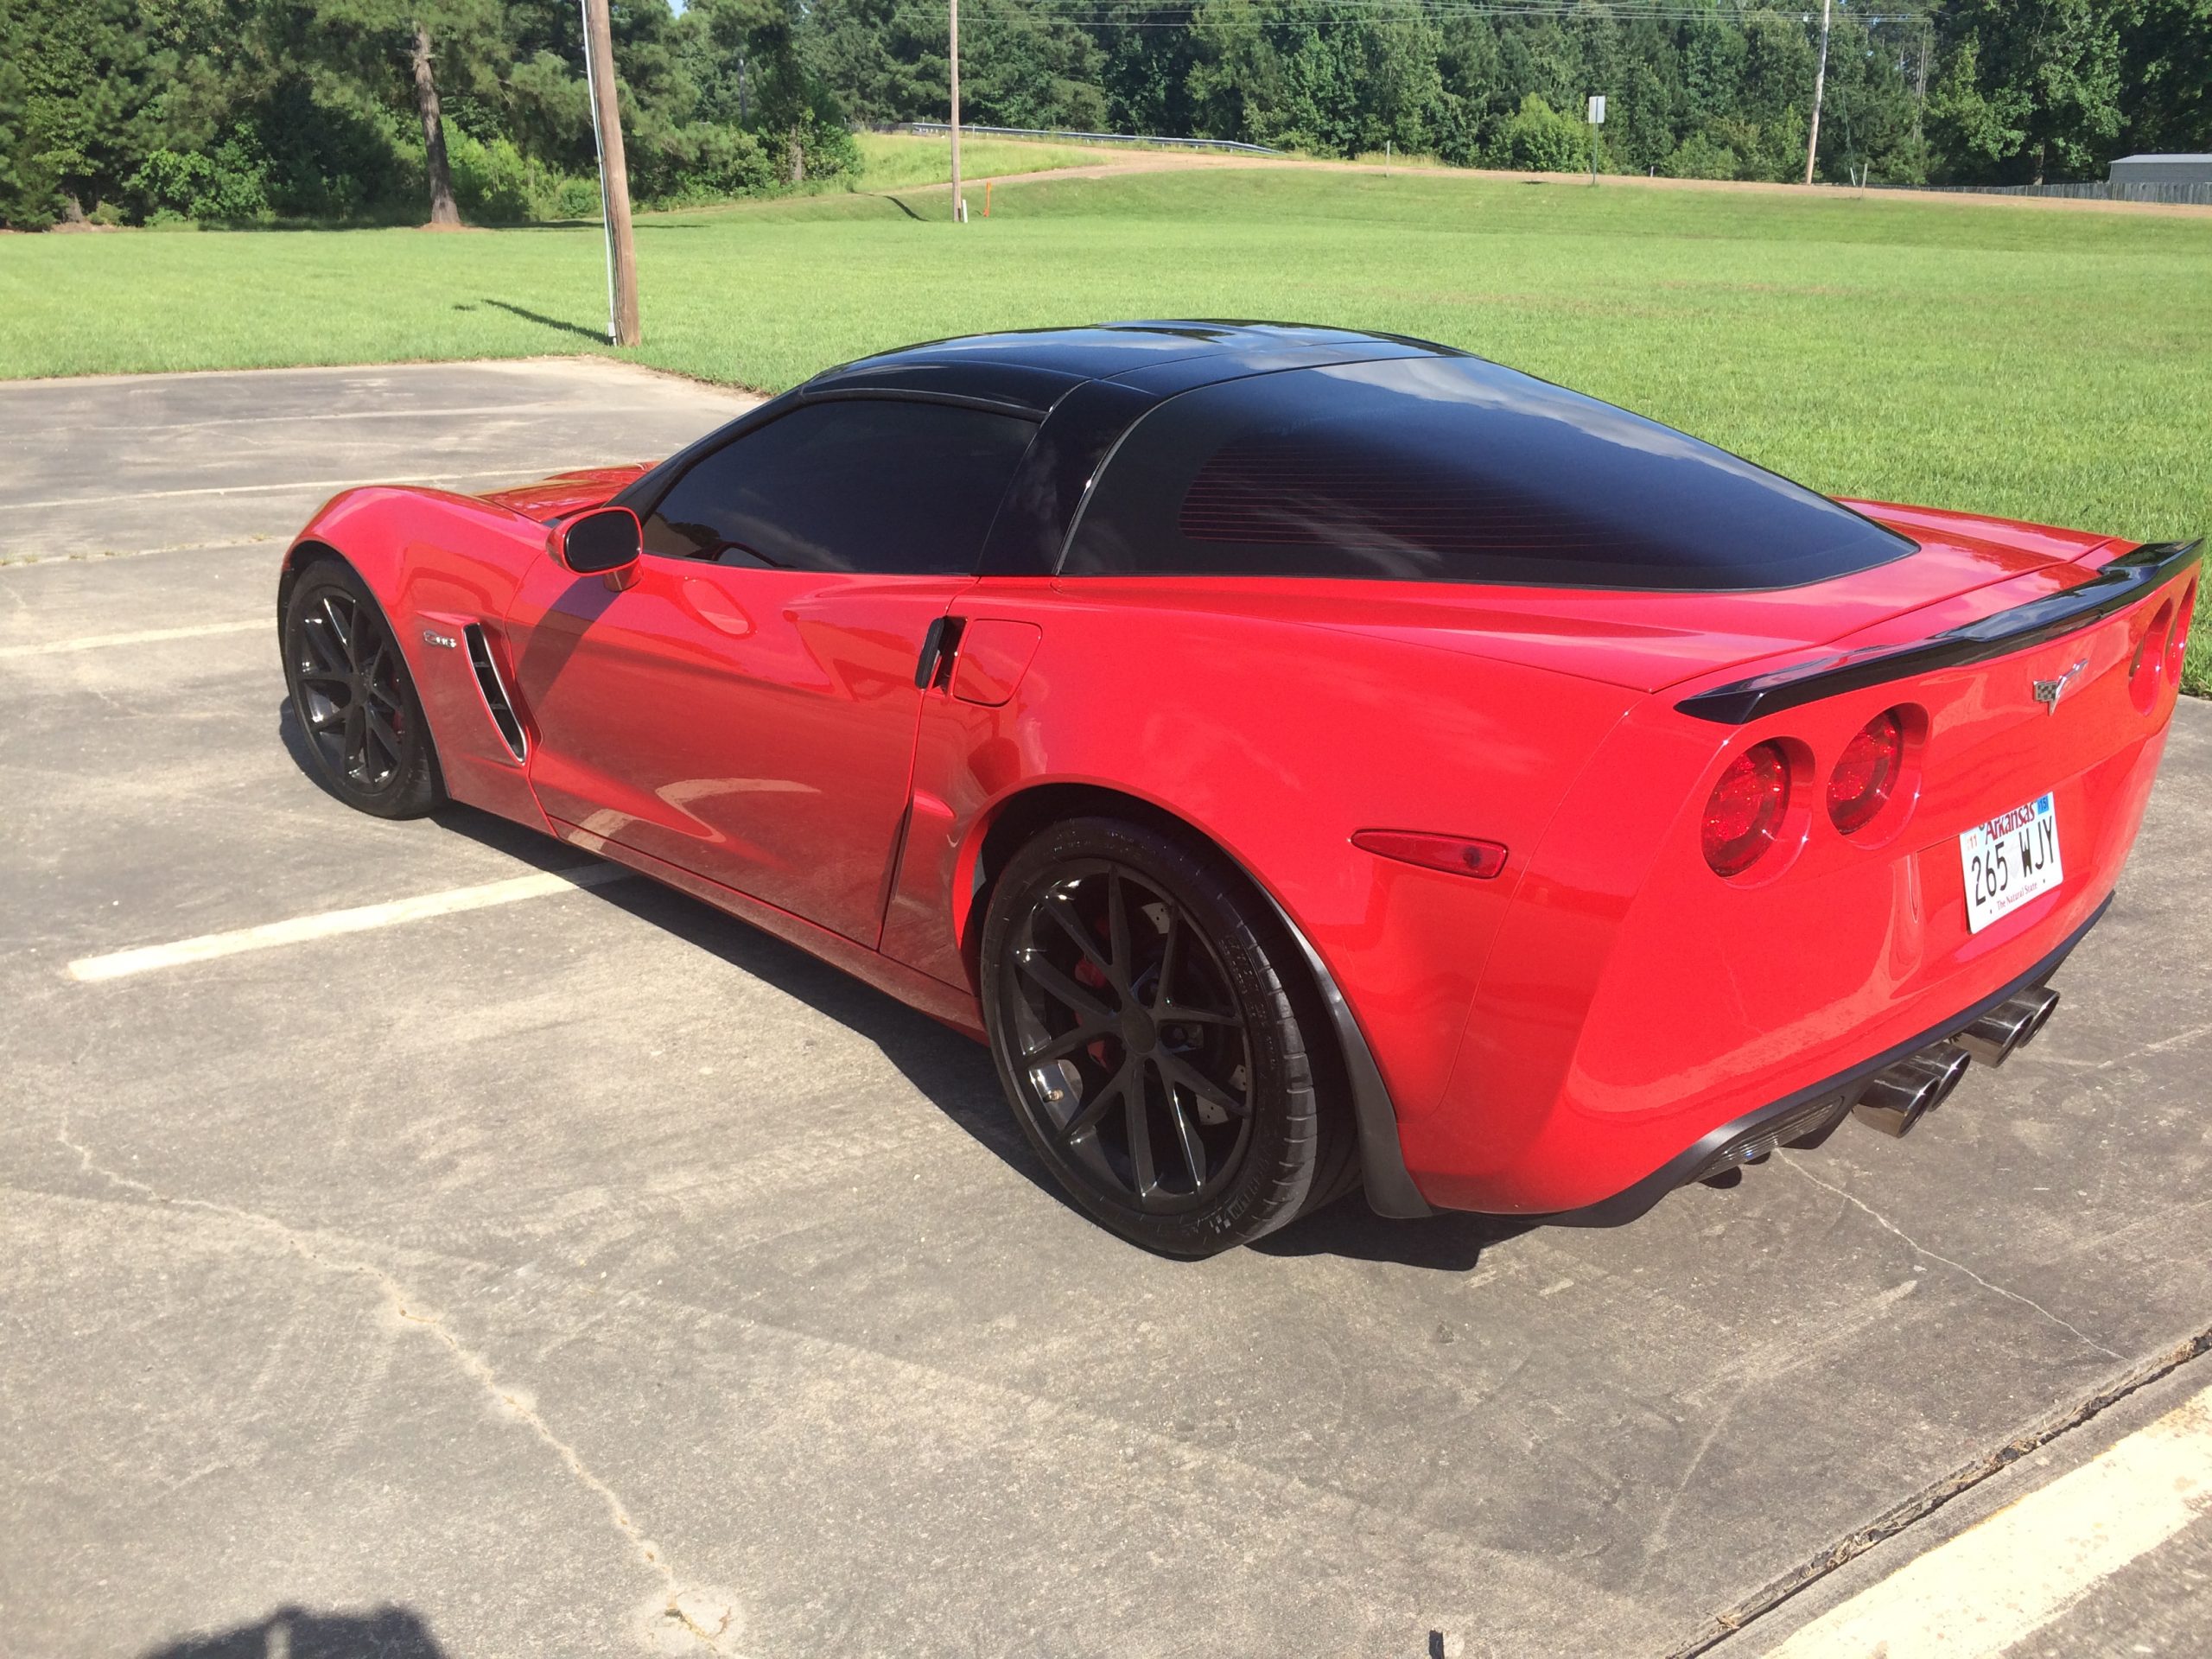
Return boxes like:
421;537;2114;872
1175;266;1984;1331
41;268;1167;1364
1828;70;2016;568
552;505;643;590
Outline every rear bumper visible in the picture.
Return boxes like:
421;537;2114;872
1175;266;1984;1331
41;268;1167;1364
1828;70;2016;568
1528;894;2108;1226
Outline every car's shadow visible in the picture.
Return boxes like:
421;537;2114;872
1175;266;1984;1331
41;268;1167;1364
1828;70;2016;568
138;1605;442;1658
1251;1200;1532;1270
281;698;1536;1271
420;796;1067;1217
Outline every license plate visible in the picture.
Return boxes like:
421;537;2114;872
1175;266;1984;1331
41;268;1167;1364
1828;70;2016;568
1960;792;2063;933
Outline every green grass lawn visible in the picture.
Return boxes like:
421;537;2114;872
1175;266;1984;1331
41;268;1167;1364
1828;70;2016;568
3;164;2204;688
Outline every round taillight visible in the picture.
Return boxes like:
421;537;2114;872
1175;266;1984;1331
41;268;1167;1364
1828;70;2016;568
1703;741;1790;877
2166;582;2197;683
1827;709;1905;835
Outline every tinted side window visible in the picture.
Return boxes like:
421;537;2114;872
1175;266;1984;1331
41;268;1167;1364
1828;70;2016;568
642;399;1036;575
1063;358;1912;591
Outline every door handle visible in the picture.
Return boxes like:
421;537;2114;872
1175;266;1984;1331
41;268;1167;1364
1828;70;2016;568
914;615;966;690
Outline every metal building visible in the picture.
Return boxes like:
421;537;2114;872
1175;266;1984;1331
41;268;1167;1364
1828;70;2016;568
2107;154;2212;185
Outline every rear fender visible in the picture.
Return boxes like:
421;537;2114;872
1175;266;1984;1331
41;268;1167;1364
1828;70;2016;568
877;586;1638;1203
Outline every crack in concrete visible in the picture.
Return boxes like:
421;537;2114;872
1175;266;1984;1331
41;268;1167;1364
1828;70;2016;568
2136;1020;2212;1058
22;1160;1626;1632
1632;1279;1927;1589
1779;1155;2122;1360
2024;1020;2212;1069
54;1117;741;1655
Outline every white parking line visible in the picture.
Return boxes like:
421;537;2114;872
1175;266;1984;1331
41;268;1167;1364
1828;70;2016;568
0;620;264;659
18;402;582;436
1761;1379;2212;1659
67;866;633;982
5;468;537;511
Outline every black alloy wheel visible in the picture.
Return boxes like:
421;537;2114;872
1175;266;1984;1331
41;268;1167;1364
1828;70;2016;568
982;817;1357;1255
281;561;443;818
1008;856;1255;1209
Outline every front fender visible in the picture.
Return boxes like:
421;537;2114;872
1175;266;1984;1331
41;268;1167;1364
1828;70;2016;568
280;486;550;823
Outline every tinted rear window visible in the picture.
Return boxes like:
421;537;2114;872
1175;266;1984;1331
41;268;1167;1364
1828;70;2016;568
1062;358;1912;590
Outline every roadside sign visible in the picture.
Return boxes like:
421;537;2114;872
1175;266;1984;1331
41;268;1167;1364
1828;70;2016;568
1587;95;1606;125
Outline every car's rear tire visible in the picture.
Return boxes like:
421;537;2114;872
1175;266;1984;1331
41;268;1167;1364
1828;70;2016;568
281;560;443;819
980;816;1356;1256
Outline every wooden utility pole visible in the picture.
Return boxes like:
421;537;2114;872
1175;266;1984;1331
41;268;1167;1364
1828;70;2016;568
1803;0;1833;187
580;0;640;345
949;0;965;223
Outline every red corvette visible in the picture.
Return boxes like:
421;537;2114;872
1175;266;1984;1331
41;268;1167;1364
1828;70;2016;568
278;323;2198;1255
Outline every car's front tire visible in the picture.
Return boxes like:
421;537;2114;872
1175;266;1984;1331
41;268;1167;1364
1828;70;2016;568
981;816;1357;1256
280;559;443;819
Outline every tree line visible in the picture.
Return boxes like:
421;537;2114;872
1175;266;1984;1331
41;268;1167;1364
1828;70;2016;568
3;0;2207;229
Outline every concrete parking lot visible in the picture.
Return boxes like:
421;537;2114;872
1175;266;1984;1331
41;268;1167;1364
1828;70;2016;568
4;359;2209;1659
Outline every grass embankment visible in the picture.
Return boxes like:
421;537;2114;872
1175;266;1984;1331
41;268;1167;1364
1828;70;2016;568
843;131;1147;191
2;163;2204;690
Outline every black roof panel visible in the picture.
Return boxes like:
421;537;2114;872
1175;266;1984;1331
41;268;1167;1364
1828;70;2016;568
804;321;1459;413
798;359;1088;416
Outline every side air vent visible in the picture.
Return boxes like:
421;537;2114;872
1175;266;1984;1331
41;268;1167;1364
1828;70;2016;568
464;623;528;761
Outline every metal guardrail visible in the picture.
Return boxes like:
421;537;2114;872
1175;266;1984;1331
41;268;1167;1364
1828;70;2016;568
885;123;1281;157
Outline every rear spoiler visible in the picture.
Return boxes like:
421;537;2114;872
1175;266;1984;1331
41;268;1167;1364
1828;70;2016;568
1676;538;2203;724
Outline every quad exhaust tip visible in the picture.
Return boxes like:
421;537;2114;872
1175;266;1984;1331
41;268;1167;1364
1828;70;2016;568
1850;988;2062;1140
1955;987;2061;1066
1852;1041;1973;1139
